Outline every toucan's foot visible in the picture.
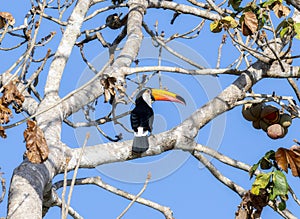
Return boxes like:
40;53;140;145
131;150;142;157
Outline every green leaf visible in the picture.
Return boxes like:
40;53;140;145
294;23;300;40
262;0;280;8
280;26;289;38
210;20;222;33
260;158;272;169
276;19;288;33
249;163;259;179
272;170;288;197
265;150;275;160
260;150;275;169
278;200;286;211
251;172;272;195
228;0;242;11
221;16;239;28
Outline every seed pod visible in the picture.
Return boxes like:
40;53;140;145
242;104;256;121
249;103;264;119
242;103;260;121
259;119;269;132
267;124;285;139
252;120;261;129
261;105;279;124
279;113;292;128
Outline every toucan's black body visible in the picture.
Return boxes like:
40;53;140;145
130;88;185;154
130;96;154;132
130;91;154;153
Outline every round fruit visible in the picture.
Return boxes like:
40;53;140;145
252;120;261;129
261;105;279;124
267;124;285;139
279;113;292;128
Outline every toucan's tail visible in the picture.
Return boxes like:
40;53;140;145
132;136;149;153
132;127;149;153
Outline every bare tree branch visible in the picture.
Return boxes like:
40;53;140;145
117;172;151;219
44;0;91;97
54;176;174;219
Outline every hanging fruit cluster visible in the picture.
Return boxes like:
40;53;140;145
242;103;292;139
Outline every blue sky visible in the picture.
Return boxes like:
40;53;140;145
1;1;300;218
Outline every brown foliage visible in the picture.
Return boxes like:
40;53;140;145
241;11;258;36
275;146;300;177
24;120;49;164
101;76;117;104
0;99;12;125
2;79;25;108
0;79;25;127
235;190;268;219
0;126;6;138
273;3;290;18
0;12;15;29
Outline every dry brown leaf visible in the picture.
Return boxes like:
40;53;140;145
235;190;268;219
0;100;12;124
241;22;251;36
0;126;6;138
273;3;290;18
275;146;300;177
242;11;258;36
101;76;117;104
24;120;49;164
0;12;15;28
2;79;25;110
275;147;289;172
0;18;5;29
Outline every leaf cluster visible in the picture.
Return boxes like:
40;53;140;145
23;120;49;164
211;0;300;39
0;79;25;138
249;149;292;212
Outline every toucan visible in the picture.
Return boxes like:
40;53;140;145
130;88;186;153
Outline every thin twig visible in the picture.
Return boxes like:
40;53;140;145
193;151;245;196
61;158;70;219
54;177;174;219
0;170;5;204
117;173;152;219
216;34;227;69
287;78;300;102
3;61;110;129
143;22;205;70
50;188;83;219
192;151;296;219
64;133;90;218
21;49;51;93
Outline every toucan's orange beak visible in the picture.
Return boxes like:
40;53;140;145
151;89;186;105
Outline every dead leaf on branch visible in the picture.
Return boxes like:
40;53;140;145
273;3;290;18
0;126;6;138
0;12;15;29
101;76;117;104
0;100;12;124
241;11;258;36
275;146;300;177
2;79;25;107
235;190;268;219
24;120;49;164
